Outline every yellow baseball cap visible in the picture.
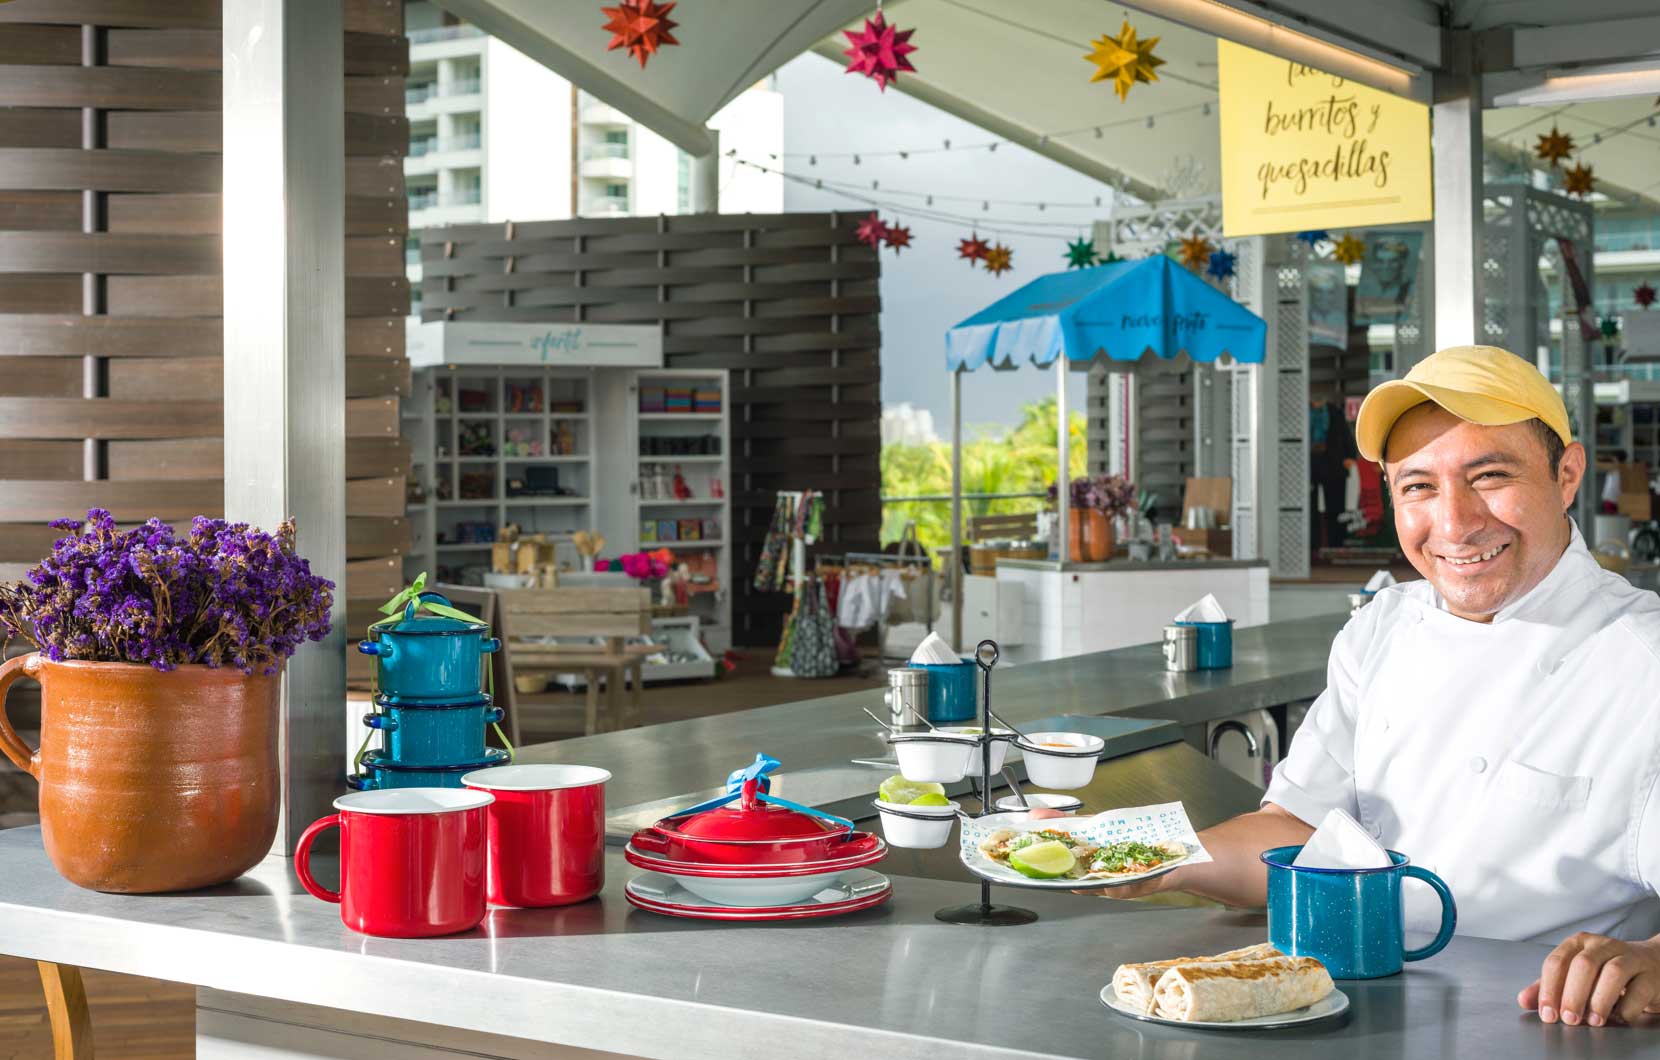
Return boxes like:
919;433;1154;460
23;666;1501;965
1353;345;1573;462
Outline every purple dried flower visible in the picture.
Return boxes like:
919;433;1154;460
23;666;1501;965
0;510;333;676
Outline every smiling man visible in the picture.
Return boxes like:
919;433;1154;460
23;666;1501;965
1102;345;1660;1028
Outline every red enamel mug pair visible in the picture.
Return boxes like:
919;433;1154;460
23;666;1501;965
295;765;610;937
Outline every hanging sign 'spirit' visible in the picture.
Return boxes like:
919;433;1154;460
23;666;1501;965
1217;42;1431;238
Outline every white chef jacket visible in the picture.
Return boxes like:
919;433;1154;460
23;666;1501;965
1265;523;1660;944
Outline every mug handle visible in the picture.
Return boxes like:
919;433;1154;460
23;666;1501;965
1401;865;1458;962
0;653;41;778
294;814;343;904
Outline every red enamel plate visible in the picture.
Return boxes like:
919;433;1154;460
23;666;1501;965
624;869;892;920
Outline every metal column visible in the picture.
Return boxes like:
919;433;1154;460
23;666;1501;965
222;0;347;856
1056;360;1070;565
949;369;963;652
690;128;721;213
1431;35;1483;350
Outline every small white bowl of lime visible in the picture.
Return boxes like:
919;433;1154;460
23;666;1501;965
873;777;958;849
887;732;976;783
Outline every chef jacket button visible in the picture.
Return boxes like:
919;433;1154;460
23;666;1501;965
1469;756;1487;774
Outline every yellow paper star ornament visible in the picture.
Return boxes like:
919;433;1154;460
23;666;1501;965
1177;233;1214;270
1085;20;1164;102
1564;162;1595;198
1534;125;1575;168
1332;233;1366;265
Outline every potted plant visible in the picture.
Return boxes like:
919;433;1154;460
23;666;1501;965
1048;474;1136;562
0;509;333;893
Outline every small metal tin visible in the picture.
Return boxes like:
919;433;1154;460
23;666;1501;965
1348;592;1370;617
884;667;929;728
1162;624;1198;672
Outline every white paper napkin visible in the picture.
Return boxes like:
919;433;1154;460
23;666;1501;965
1292;807;1392;869
1363;570;1397;593
909;631;962;666
1173;593;1228;623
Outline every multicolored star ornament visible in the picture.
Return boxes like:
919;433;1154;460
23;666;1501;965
957;232;990;265
1332;233;1366;265
983;243;1013;276
1534;125;1575;168
1206;248;1237;280
1600;315;1621;340
1636;282;1657;309
883;224;913;253
600;0;679;68
1563;162;1595;198
854;211;888;248
1177;233;1214;270
1064;237;1099;269
1295;230;1329;248
842;10;917;91
1085;20;1164;102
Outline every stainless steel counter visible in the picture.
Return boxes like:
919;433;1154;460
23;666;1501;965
0;826;1638;1059
997;558;1270;572
518;613;1345;828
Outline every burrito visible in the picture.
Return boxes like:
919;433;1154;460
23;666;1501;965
1151;956;1333;1023
1111;943;1281;1014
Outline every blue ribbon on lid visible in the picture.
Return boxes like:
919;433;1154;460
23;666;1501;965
666;753;854;830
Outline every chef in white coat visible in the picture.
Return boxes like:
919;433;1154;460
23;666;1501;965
1108;345;1660;1029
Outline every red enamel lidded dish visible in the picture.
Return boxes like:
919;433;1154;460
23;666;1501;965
627;776;883;870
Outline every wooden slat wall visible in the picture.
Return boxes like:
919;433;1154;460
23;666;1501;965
420;214;882;645
0;2;411;650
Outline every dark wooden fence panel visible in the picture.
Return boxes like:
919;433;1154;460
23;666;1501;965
420;213;882;646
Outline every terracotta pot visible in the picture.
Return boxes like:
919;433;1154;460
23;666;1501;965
1066;511;1116;562
0;653;280;893
1085;510;1115;562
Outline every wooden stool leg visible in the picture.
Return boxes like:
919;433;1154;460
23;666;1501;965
37;961;94;1060
590;670;604;736
605;665;622;732
630;661;643;728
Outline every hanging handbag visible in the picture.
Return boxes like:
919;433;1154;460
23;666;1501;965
789;578;838;678
887;523;929;624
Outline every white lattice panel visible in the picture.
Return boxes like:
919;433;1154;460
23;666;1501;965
1231;436;1254;501
1277;441;1307;508
1277;510;1310;578
1275;302;1307;370
1231;364;1254;437
1232;508;1254;560
1276;372;1306;439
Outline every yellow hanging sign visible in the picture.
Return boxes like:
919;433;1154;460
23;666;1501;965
1217;41;1432;238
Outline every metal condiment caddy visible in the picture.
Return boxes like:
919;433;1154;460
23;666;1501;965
872;638;1103;927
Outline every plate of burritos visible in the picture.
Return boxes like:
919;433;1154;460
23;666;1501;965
1102;943;1348;1028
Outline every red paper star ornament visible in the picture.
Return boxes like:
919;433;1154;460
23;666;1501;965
854;211;888;248
957;232;989;264
883;224;913;253
601;0;679;69
1636;282;1657;309
843;11;917;91
983;243;1013;276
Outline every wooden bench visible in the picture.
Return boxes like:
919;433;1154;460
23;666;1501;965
496;587;656;736
968;512;1039;541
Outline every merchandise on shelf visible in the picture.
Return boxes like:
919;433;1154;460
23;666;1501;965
501;427;542;457
701;518;721;540
639;434;720;456
694;388;721;413
657;519;679;541
639;386;667;413
551;420;577;455
506;382;544;412
666;387;693;413
458;387;491;413
455;521;496;544
458;421;495;456
641;520;658;542
678;518;701;541
459;471;494;500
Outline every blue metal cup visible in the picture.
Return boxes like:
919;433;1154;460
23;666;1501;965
1175;619;1233;669
365;693;503;766
1262;844;1457;979
908;659;976;723
357;592;499;702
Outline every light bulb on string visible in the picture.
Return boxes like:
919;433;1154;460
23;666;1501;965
1094;127;1102;138
982;201;989;211
899;151;908;160
808;155;816;165
853;154;861;165
872;180;879;189
1146;115;1155;129
1202;102;1211;116
943;138;950;149
989;142;998;152
1039;134;1049;145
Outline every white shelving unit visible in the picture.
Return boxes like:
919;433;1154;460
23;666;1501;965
405;366;597;581
632;368;732;651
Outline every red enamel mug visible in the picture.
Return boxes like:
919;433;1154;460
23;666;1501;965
295;788;493;937
462;764;611;907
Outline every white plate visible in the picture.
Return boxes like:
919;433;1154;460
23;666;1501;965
626;869;890;912
957;805;1211;890
959;844;1192;890
1100;985;1350;1030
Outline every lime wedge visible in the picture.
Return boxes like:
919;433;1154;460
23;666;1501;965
1008;840;1076;879
910;792;950;807
879;776;946;804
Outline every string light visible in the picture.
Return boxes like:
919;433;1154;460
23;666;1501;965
1146;115;1155;129
731;154;1128;213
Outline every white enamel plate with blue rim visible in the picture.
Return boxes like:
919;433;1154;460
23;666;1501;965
1100;986;1350;1030
958;805;1213;891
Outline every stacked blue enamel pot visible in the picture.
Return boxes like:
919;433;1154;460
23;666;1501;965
349;590;509;790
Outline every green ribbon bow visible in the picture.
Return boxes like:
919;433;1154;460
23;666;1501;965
357;572;513;770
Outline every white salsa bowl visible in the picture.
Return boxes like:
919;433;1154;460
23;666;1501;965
1017;732;1105;790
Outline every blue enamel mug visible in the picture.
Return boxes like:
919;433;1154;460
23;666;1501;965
1262;845;1457;979
365;693;503;766
357;592;500;701
907;659;976;724
1174;619;1233;669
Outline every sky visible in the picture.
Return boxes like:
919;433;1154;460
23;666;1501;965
771;54;1112;436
